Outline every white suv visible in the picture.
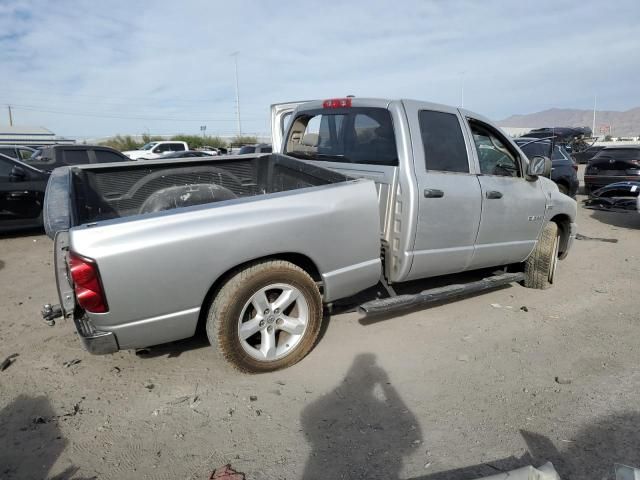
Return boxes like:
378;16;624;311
123;141;188;160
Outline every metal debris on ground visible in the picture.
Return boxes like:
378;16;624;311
575;233;618;243
520;306;529;312
63;358;81;368
249;395;258;402
209;464;245;480
0;353;19;371
555;376;572;385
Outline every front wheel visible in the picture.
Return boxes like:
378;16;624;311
206;260;322;373
523;222;559;290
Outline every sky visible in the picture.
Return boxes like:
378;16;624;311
1;0;639;140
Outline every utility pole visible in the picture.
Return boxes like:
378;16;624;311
592;95;597;138
8;105;13;126
231;52;242;136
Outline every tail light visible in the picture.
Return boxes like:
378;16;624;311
322;98;352;109
572;164;578;171
67;252;108;313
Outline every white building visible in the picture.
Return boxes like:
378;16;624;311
0;125;74;146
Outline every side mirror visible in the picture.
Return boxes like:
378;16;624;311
9;165;27;182
527;156;552;179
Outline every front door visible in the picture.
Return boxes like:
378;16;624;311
404;103;483;281
0;158;46;229
464;118;547;269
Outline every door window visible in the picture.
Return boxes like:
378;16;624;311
94;150;125;163
170;143;186;151
419;110;469;173
62;150;90;165
470;122;521;177
0;158;14;179
0;147;16;158
285;107;398;166
18;148;34;161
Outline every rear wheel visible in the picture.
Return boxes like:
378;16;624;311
206;260;322;373
523;222;559;290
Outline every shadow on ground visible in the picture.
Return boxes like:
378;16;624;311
301;353;422;479
301;355;640;480
587;208;640;229
0;394;93;480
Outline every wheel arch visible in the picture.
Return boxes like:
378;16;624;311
196;253;322;333
550;213;572;258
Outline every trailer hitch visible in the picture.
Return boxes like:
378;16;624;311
41;304;63;326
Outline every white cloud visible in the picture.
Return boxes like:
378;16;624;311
1;0;639;138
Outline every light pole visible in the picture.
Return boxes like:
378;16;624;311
592;95;597;138
200;125;206;138
231;52;242;136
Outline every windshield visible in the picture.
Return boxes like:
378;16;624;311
284;107;398;166
141;142;158;150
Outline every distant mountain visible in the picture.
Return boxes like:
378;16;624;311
498;107;640;137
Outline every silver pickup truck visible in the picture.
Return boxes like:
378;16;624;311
42;97;577;372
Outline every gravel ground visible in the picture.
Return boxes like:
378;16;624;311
1;171;639;480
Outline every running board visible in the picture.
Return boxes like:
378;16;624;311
359;272;525;316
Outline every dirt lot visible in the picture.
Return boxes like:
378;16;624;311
1;172;639;480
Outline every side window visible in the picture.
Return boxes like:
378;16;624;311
0;147;16;158
419;110;469;173
0;158;14;179
94;150;125;163
18;148;33;160
470;122;521;177
153;144;168;153
171;143;185;151
62;150;90;165
262;146;272;153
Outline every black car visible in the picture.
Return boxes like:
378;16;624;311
238;143;272;155
0;153;49;232
26;144;129;172
584;146;640;194
572;145;606;164
515;137;579;197
1;145;129;232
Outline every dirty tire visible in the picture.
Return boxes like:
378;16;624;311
206;260;322;373
524;222;559;290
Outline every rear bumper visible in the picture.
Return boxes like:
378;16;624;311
74;315;119;355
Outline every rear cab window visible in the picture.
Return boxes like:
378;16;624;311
285;107;398;166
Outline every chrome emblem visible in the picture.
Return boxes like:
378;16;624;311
609;159;615;163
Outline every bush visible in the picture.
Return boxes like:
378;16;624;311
229;135;258;147
99;135;142;151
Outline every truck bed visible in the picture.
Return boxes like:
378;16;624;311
45;154;349;232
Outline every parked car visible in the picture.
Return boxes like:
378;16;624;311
145;150;212;159
42;97;576;373
122;141;189;160
584;146;640;194
238;143;272;155
515;137;579;197
27;145;129;172
572;145;605;164
0;153;49;232
0;145;37;161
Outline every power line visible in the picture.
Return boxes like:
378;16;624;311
6;104;265;122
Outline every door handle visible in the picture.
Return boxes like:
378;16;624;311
486;190;503;199
424;188;444;198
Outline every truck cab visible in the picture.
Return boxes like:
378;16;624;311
272;98;577;285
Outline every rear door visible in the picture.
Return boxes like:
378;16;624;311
271;101;314;152
403;102;483;280
464;117;547;268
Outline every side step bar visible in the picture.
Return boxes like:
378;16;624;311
359;272;525;316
